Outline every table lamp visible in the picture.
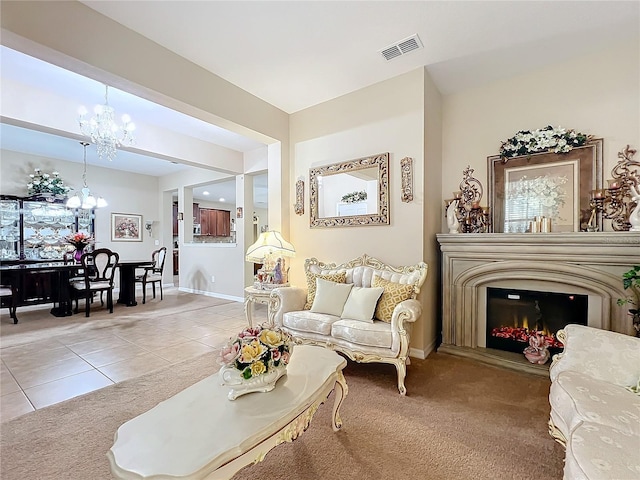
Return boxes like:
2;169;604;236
245;231;295;288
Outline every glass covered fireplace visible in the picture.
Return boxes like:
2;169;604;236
486;287;588;356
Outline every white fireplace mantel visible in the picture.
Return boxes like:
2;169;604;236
436;232;640;372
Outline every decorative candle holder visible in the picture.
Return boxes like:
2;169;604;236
445;166;491;233
588;145;639;231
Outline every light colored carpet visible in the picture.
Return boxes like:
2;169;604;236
0;348;565;479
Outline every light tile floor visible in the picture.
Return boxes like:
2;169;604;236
0;290;266;423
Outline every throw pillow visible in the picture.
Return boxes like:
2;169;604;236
310;278;353;316
304;271;347;310
341;286;385;323
372;275;415;323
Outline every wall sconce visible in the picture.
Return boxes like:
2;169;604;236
444;165;491;233
237;207;243;219
177;212;184;221
145;220;154;237
294;176;304;215
588;145;639;231
400;157;413;203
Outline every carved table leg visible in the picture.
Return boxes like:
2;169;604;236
331;371;349;432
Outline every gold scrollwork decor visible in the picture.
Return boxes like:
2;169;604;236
400;157;413;203
309;152;390;228
294;177;304;215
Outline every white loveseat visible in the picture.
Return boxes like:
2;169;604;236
548;324;640;479
269;254;428;395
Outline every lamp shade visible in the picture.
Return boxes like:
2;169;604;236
245;231;296;263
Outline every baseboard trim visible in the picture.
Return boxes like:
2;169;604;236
178;287;243;303
409;338;436;360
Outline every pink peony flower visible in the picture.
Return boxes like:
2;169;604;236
220;342;240;365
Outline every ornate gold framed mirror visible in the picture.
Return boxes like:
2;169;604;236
309;152;390;228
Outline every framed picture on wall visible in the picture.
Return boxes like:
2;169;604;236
111;213;143;242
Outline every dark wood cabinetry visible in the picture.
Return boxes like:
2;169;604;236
172;202;202;236
216;209;231;236
171;203;231;237
199;208;231;236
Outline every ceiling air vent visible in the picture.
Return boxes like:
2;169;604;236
379;34;423;61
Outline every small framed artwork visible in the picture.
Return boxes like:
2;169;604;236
111;213;143;242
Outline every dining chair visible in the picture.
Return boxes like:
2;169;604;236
0;282;18;324
135;246;167;304
70;248;119;317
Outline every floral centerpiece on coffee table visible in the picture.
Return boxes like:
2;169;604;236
219;325;293;400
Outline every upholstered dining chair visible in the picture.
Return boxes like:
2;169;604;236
0;282;18;324
70;248;119;317
135;247;167;304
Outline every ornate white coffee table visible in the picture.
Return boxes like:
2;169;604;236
107;346;348;479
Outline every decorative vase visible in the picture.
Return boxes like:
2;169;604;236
524;345;550;364
219;363;288;401
73;248;85;263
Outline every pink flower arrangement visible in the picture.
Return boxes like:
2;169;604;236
65;232;94;250
219;325;293;380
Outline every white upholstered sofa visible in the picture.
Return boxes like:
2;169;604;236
268;254;428;395
548;324;640;479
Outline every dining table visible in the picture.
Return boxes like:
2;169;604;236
117;260;154;307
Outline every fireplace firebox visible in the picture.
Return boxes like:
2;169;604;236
486;287;588;355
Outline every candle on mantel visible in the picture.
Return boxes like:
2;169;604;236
607;179;621;190
453;191;462;199
591;189;605;199
482;207;491;215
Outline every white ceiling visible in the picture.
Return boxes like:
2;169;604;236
83;0;639;114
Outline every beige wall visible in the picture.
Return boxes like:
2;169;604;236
441;40;640;232
290;68;440;356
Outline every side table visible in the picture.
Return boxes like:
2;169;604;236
244;286;276;327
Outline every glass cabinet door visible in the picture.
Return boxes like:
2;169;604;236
0;199;20;260
23;201;77;260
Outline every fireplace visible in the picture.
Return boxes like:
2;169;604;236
436;232;640;375
486;287;588;356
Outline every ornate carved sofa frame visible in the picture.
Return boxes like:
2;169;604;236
269;254;428;395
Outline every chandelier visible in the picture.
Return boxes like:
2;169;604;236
66;142;108;209
78;85;135;161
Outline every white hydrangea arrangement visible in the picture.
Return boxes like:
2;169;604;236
27;168;71;196
341;190;367;203
500;125;590;159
